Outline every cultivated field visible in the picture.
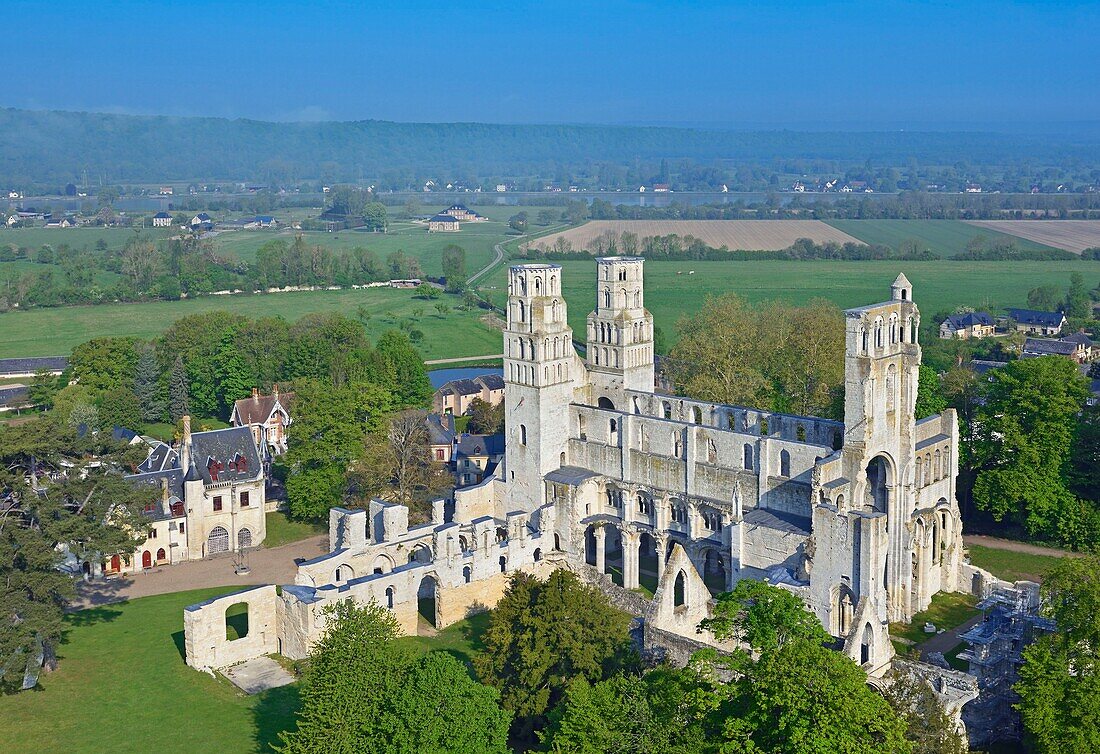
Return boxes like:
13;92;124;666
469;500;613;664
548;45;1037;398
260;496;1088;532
530;220;864;251
0;287;502;360
480;259;1089;344
827;219;1060;257
965;220;1100;254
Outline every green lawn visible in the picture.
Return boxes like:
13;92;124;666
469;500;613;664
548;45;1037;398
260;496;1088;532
0;588;299;754
889;592;980;645
944;641;969;672
967;544;1066;583
0;286;502;359
825;219;1062;256
0;226;175;253
264;510;327;549
480;258;1090;346
0;587;494;753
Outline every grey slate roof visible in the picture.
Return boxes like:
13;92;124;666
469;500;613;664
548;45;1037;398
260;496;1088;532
426;413;456;445
137;442;177;473
1062;330;1095;347
943;312;994;329
477;374;505;390
191;426;263;484
1023;338;1077;356
456;433;504;457
429;213;459;223
440;378;481;396
743;507;811;536
545;466;599;485
1009;308;1065;327
0;356;68;376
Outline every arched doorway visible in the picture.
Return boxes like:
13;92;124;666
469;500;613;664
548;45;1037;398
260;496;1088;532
408;543;432;564
372;554;395;574
207;526;229;556
860;623;875;665
141;550;152;569
417;575;438;633
237;528;252;550
702;549;727;595
82;561;91;577
865;456;892;513
109;554;121;573
638;532;659;593
335;564;355;583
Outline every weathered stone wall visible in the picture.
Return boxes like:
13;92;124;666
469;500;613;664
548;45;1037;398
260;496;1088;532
184;585;279;671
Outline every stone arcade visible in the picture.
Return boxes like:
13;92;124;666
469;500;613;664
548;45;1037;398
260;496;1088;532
185;258;968;684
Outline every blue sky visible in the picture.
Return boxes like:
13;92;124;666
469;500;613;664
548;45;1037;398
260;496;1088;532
7;0;1098;127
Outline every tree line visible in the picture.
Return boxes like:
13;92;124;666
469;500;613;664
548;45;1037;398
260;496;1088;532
0;233;442;311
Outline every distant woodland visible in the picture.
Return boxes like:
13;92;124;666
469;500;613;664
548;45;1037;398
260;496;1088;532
2;108;1100;190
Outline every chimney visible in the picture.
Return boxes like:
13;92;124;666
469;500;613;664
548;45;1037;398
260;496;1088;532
160;477;170;515
180;415;192;470
273;383;279;399
252;387;259;399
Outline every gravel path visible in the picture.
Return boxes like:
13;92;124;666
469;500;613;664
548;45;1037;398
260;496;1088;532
70;534;328;610
963;534;1081;558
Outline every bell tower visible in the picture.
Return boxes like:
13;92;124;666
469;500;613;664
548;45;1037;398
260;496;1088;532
841;272;922;622
586;257;654;396
503;264;577;513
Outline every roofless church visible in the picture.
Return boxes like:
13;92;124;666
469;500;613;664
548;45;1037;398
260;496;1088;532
184;258;969;684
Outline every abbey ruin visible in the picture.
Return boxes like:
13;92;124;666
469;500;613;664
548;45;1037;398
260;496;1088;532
185;258;987;684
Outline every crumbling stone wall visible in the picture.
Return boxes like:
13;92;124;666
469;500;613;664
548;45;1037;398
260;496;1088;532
184;585;279;671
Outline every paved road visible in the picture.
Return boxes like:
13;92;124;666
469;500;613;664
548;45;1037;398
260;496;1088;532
425;354;504;365
70;534;328;610
963;534;1081;559
917;614;984;661
467;238;507;286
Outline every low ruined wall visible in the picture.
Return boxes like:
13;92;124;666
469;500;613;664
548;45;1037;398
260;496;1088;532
184;585;279;671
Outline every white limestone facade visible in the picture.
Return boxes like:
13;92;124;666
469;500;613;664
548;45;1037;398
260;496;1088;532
185;260;964;681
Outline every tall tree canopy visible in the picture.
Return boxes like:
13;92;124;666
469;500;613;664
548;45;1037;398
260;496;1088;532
473;569;635;744
276;600;510;754
971;356;1092;546
669;294;844;419
1016;555;1100;754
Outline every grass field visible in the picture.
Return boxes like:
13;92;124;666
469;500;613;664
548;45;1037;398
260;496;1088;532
264;510;327;549
0;226;174;252
532;219;863;252
889;592;980;645
0;286;502;359
0;588;299;754
826;219;1061;256
0;587;492;753
480;258;1089;345
966;545;1066;583
965;220;1100;254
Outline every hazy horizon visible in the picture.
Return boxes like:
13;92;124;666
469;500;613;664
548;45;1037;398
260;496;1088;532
7;0;1098;127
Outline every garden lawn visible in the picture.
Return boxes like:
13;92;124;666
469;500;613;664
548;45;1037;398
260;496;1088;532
966;545;1065;583
479;258;1090;346
395;610;490;667
889;592;980;645
0;286;502;359
0;588;300;754
264;510;327;549
825;219;1061;256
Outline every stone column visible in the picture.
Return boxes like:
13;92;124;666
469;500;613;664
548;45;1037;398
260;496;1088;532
655;535;667;579
594;525;606;575
622;529;640;590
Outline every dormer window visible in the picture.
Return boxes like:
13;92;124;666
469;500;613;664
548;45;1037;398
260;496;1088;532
206;457;224;482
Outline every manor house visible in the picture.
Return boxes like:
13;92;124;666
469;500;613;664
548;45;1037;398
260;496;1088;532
185;258;970;681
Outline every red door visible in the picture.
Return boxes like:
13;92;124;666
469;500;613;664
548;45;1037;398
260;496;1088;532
141;550;152;569
110;554;121;572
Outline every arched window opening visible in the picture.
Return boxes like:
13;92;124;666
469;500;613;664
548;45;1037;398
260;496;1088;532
743;444;754;471
886;364;897;413
861;623;875;665
609;418;618;444
520;424;527;445
517;299;526;323
598;396;615;410
207;526;229;556
463;565;472;583
156;548;166;562
385;586;395;609
670;501;688;525
225;602;249;641
865;456;891;513
780;449;791;478
662;402;672;420
499;556;507;573
578;414;587;440
603;288;611;307
554;533;562;551
637;492;653;516
533;548;542;562
674;571;686;608
673;432;683;459
692;406;702;425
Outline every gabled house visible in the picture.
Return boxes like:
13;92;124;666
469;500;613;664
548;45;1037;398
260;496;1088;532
939;312;996;340
230;385;295;459
152;211;173;227
117;417;266;575
190;212;214;231
432;374;505;416
453;433;505;487
1061;330;1096;362
1008;308;1066;336
427;413;456;463
441;204;486;222
1021;337;1090;363
427;213;460;232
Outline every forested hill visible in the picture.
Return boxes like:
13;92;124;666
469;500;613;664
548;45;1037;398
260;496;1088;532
1;107;1097;186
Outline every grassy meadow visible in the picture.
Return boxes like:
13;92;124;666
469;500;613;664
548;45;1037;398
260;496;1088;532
0;286;502;359
0;587;491;754
825;219;1060;256
480;258;1091;344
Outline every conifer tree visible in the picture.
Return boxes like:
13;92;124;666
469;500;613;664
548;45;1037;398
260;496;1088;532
133;343;165;422
168;355;190;421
